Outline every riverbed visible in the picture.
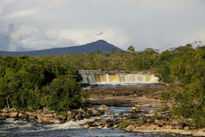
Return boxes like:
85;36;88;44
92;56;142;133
0;106;188;137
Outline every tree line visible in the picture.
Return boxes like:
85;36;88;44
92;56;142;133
0;44;205;128
0;56;86;112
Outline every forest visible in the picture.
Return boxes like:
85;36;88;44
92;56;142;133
0;44;205;127
0;56;86;112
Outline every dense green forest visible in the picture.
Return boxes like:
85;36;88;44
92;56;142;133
0;56;86;112
0;44;205;127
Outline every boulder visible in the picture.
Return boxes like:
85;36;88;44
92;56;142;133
18;112;28;119
83;111;91;119
26;111;38;121
144;104;152;107
68;112;76;120
83;122;90;129
87;109;94;116
91;108;103;116
44;113;54;118
89;126;97;129
75;113;83;120
1;108;9;113
146;118;154;123
171;119;184;126
78;108;85;113
97;119;106;126
9;111;18;118
98;105;110;112
104;119;114;128
29;115;38;121
184;126;189;130
125;125;135;132
147;124;158;130
154;119;166;127
149;110;155;114
57;114;67;121
43;107;51;113
67;111;72;116
130;107;142;113
37;116;62;124
0;112;9;118
52;118;63;124
128;113;138;119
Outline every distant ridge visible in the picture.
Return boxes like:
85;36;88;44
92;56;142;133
0;40;123;56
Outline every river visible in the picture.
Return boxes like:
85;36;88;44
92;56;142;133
0;72;184;137
0;106;188;137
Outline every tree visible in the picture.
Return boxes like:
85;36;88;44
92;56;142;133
41;75;83;112
0;56;86;112
127;45;135;53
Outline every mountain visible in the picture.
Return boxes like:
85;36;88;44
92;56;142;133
0;40;123;56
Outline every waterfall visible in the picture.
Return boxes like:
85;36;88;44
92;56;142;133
80;72;159;85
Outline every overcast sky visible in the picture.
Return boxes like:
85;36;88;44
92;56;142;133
0;0;205;51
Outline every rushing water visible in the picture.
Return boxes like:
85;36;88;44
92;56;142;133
0;107;188;137
0;72;182;137
84;83;164;90
80;72;159;86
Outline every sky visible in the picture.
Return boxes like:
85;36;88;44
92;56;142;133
0;0;205;51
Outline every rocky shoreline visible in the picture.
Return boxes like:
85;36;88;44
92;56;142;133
81;106;205;136
121;107;205;136
1;105;205;136
0;105;109;124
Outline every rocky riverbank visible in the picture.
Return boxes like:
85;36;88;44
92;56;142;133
81;106;205;136
0;105;109;124
88;86;167;107
89;95;161;107
1;104;205;136
119;107;205;136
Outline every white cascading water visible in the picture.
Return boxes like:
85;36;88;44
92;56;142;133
80;72;159;85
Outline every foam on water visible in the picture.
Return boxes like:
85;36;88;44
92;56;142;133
46;116;101;130
0;106;187;137
80;72;160;86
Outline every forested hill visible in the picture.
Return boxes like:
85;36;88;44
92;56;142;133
0;40;123;56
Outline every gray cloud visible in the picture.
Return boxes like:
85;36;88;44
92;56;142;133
0;0;205;51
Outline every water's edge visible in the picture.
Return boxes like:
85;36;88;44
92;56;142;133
0;106;188;137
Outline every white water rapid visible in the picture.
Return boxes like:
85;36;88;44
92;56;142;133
80;72;159;85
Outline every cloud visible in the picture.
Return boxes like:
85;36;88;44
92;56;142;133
91;0;169;6
0;0;15;14
5;8;39;19
0;25;129;51
35;27;129;50
173;29;205;46
29;0;71;8
46;28;129;46
91;0;197;7
0;33;10;51
0;0;205;51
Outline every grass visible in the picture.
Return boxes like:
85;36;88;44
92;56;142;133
118;120;136;129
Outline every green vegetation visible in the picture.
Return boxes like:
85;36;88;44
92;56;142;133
0;44;205;128
118;120;136;129
127;45;135;53
56;44;205;128
157;45;205;128
118;119;144;129
46;48;159;71
0;56;87;112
